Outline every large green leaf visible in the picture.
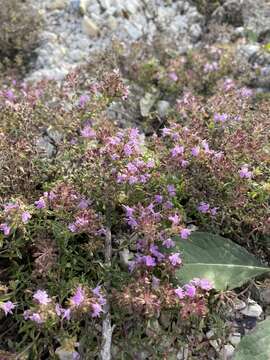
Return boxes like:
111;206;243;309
233;319;270;360
173;232;269;290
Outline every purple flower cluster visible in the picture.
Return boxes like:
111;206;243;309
0;301;16;315
239;165;252;179
18;286;105;324
174;278;213;299
117;159;154;185
214;113;229;123
197;202;218;216
204;62;219;73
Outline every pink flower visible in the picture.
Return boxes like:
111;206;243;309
143;255;156;267
162;127;171;137
154;195;163;204
162;238;175;248
150;244;165;262
4;203;19;213
171;145;184;157
201;140;211;153
35;198;46;209
169;214;180;226
169;253;182;266
198;278;213;291
1;301;15;315
70;287;85;307
123;205;135;217
239;166;252;179
168;72;178;82
197;202;210;213
29;313;44;324
78;199;89;210
91;302;103;318
210;207;218;216
81;126;96;138
181;160;189;168
191;146;200;157
21;211;31;223
72;352;80;360
174;287;185;299
79;94;90;108
55;304;71;320
214;113;229;123
167;184;176;197
0;223;11;236
204;62;218;73
239;87;253;98
33;290;51;305
184;284;196;298
124;144;133;156
68;223;77;233
180;228;191;239
164;201;173;209
92;286;106;306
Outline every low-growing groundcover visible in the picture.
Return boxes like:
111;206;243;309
0;46;270;359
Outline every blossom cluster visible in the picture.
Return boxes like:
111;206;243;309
1;286;106;324
113;275;213;318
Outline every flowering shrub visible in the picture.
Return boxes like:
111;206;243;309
0;45;269;358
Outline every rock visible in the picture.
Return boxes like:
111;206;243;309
107;16;118;31
46;0;68;11
229;332;241;346
46;128;63;144
176;345;189;360
240;300;263;318
119;248;132;269
242;0;270;41
212;0;270;41
237;44;261;63
206;330;215;339
140;91;159;117
124;21;143;40
260;288;270;305
82;16;99;37
156;100;170;118
36;136;57;158
69;49;86;62
209;340;221;352
233;299;246;311
55;348;79;360
79;0;89;15
220;344;235;360
211;0;244;26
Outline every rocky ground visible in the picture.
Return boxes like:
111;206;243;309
28;0;270;84
28;0;203;81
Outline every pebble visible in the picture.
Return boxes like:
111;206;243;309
36;136;57;158
46;0;68;11
240;300;263;318
140;92;158;117
82;16;99;37
220;344;235;360
229;332;241;346
157;100;170;118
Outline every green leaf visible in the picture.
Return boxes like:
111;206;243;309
233;319;270;360
173;232;269;290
